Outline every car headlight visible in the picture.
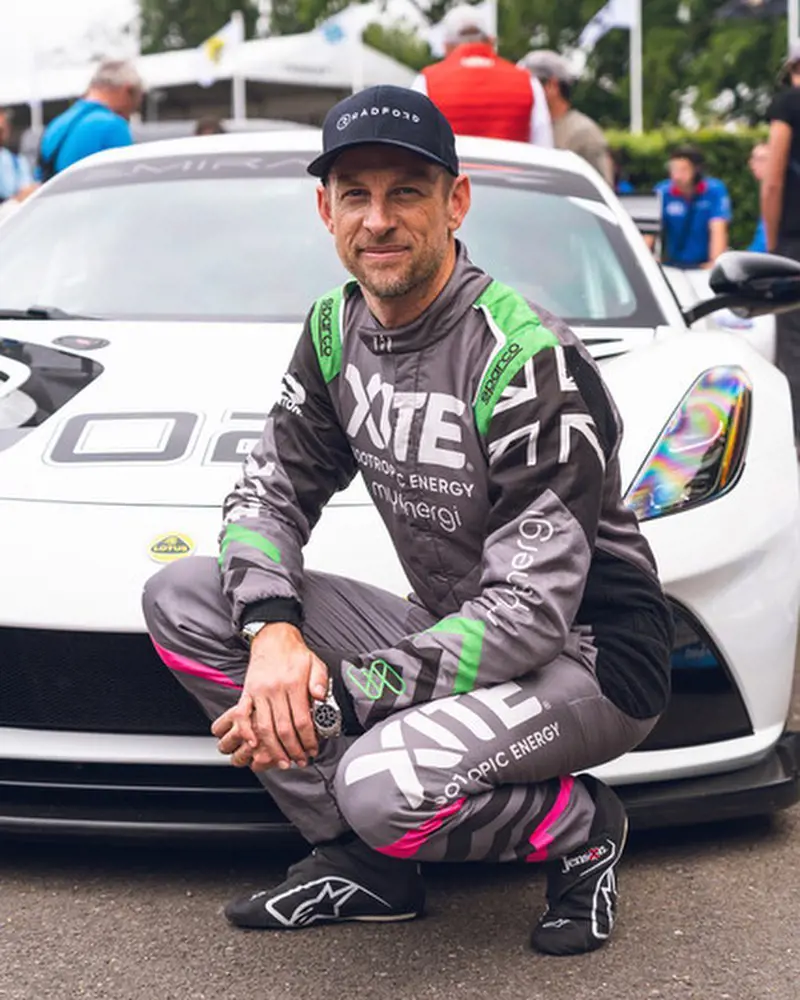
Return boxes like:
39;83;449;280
624;365;752;522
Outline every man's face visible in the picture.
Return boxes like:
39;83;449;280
669;156;697;191
107;84;142;120
541;77;560;111
0;113;9;147
749;145;769;183
317;145;470;302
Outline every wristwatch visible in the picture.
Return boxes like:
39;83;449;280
311;677;343;740
240;620;268;645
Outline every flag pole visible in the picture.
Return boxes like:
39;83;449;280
790;0;799;47
231;10;247;121
630;0;643;134
488;0;498;38
351;8;366;94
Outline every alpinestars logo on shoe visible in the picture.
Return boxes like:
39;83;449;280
264;877;392;928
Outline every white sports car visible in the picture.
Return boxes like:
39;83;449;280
0;133;798;839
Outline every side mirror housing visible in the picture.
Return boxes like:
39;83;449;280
683;250;800;325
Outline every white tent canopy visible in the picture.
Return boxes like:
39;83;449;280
0;31;416;110
232;34;416;91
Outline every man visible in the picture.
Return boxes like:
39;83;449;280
0;109;34;203
195;117;226;136
37;59;143;179
518;50;613;186
411;4;553;146
654;145;731;269
763;40;800;450
143;85;672;955
747;143;769;252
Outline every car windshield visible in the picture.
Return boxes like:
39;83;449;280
0;151;663;326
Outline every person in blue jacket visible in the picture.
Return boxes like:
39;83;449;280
0;109;34;202
654;145;731;269
37;59;144;181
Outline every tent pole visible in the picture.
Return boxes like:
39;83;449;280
232;73;247;120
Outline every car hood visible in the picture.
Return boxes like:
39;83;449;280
0;319;657;507
0;319;353;507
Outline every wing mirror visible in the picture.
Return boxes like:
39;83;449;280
683;250;800;325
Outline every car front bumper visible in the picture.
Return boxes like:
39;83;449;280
0;732;797;842
620;730;800;830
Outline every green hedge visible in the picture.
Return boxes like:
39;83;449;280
606;128;768;251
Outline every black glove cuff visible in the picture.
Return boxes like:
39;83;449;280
240;597;304;630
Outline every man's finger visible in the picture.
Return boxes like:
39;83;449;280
272;692;308;766
210;705;238;739
217;724;245;756
289;685;319;759
252;695;290;770
234;691;258;747
308;654;329;702
231;742;254;768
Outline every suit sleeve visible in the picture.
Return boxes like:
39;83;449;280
219;311;358;629
345;339;615;726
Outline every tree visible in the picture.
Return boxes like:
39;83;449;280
262;0;790;130
138;0;260;54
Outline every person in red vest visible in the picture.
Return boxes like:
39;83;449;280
411;4;553;146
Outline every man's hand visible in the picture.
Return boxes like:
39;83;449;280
211;623;329;773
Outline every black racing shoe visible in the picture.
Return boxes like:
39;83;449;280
530;775;628;956
224;836;425;930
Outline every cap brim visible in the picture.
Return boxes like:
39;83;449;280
307;138;458;179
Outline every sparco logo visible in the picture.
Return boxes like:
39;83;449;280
480;342;522;404
336;106;422;131
318;297;334;358
561;843;609;873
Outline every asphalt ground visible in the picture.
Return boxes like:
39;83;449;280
2;651;799;1000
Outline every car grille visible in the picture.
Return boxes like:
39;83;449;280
633;600;752;752
0;628;211;735
0;603;753;750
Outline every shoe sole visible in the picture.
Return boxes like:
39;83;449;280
351;911;421;923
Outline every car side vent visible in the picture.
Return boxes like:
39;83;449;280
632;601;753;752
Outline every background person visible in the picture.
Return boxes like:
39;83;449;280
747;142;769;251
654;145;731;269
411;4;553;146
37;59;144;180
611;148;635;194
518;49;614;186
763;40;800;452
0;109;34;203
195;117;226;136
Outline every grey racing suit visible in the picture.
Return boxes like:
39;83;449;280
143;242;673;862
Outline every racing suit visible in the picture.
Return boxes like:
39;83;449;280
144;243;673;862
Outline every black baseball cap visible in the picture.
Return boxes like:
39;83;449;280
307;85;459;180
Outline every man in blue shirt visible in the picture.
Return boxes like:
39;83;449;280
37;59;143;180
654;145;731;269
0;109;34;201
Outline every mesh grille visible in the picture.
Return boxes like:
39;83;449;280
634;602;752;752
0;628;211;735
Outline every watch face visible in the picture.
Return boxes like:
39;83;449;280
314;703;340;731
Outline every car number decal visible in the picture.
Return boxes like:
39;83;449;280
45;410;267;465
